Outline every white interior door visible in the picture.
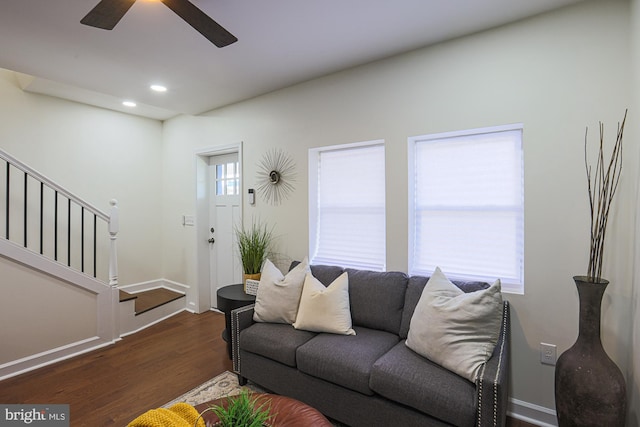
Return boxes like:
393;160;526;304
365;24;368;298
209;153;242;308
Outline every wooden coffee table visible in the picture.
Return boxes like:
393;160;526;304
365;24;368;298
193;393;332;427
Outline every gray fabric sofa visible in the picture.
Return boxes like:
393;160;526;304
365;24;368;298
231;264;510;427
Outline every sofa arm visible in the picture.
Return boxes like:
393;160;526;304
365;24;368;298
231;304;256;375
476;300;510;427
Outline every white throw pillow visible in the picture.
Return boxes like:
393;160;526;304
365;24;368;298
293;272;356;335
405;267;503;382
253;257;310;324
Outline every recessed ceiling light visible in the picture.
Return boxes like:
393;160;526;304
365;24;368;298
150;84;167;92
122;101;137;107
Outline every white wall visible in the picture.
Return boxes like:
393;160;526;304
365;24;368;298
0;255;97;364
0;70;165;286
162;0;637;422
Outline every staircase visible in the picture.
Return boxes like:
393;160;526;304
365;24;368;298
118;288;186;336
0;148;186;380
120;289;186;316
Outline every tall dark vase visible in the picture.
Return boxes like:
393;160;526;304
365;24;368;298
554;276;626;426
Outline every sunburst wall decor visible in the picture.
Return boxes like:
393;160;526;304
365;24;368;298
256;148;296;205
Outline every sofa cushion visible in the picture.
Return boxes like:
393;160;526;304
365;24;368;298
405;267;503;382
370;342;476;427
345;268;408;334
399;274;490;339
293;272;355;335
239;323;316;367
289;262;346;285
296;327;399;396
308;264;346;286
253;257;310;324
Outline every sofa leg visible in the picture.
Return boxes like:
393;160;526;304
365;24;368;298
237;374;247;386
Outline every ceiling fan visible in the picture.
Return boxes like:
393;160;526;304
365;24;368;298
81;0;238;48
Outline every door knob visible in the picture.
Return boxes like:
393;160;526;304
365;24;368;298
208;237;215;244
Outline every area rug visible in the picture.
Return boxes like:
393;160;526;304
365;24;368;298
164;371;346;426
164;371;264;407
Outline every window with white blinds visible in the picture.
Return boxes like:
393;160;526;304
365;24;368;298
309;141;386;271
408;125;524;293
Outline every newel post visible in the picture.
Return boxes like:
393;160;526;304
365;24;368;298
108;199;119;287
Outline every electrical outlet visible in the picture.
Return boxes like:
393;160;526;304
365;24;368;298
540;343;557;365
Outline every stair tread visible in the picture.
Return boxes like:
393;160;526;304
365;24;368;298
119;290;137;302
119;288;185;316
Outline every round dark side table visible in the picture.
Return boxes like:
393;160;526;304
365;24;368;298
216;284;256;359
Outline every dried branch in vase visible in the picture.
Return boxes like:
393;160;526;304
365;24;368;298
584;109;627;282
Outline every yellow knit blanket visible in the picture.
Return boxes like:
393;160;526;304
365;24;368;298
127;402;205;427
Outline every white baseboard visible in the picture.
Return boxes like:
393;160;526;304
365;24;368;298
118;278;189;294
1;279;190;380
0;336;117;381
508;398;558;426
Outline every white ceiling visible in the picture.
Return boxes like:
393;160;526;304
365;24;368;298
1;0;584;121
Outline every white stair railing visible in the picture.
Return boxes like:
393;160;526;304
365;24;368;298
108;199;119;286
0;148;118;287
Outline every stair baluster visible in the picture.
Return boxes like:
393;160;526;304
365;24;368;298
0;148;117;284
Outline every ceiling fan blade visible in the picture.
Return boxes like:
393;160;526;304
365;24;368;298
161;0;237;48
81;0;137;30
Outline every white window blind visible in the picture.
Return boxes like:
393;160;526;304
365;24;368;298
309;141;386;271
408;125;524;293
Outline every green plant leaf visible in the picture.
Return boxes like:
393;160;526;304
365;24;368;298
207;389;273;427
235;219;274;275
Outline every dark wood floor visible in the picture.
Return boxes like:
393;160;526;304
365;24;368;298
0;310;535;427
0;310;231;426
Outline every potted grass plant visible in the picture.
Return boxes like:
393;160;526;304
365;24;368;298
235;219;274;291
195;390;273;427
